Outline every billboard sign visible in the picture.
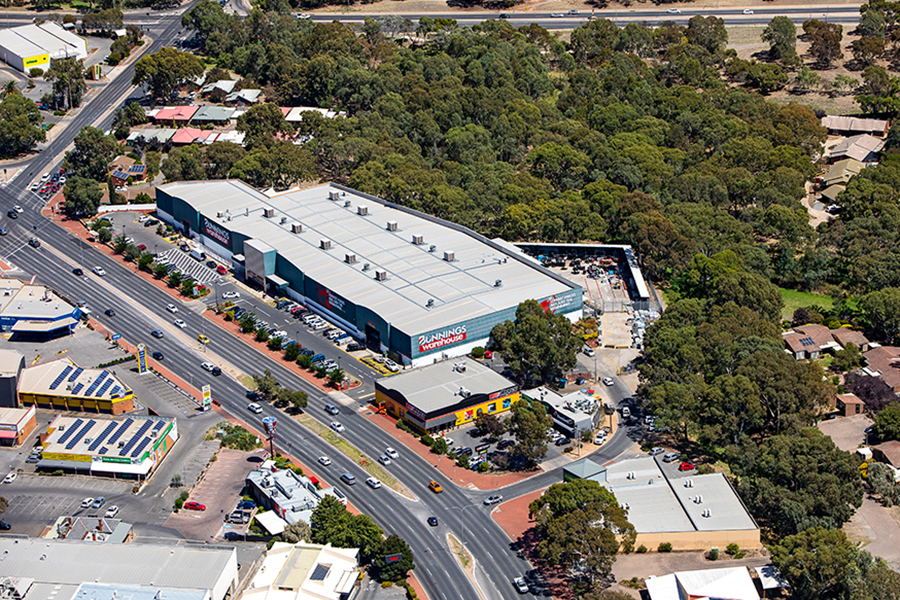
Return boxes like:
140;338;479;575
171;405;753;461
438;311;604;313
539;292;579;314
202;385;211;410
262;416;277;436
137;343;148;374
317;285;347;314
203;216;230;248
111;333;121;340
418;325;467;353
385;553;402;563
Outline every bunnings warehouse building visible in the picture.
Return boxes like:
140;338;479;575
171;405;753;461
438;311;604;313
156;181;582;366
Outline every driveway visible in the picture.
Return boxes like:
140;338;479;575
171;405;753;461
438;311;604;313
818;413;872;452
851;497;900;570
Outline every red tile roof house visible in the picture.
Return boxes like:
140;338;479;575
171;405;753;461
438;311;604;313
872;440;900;469
836;393;865;417
152;105;199;126
782;324;840;360
862;346;900;393
830;328;871;352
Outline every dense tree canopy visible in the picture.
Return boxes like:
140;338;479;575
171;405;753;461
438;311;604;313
0;94;45;158
132;47;204;102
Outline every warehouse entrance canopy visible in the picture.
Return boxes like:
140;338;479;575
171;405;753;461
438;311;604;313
11;317;77;333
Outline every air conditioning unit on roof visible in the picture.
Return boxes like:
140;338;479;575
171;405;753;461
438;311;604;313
443;250;455;261
345;253;357;264
263;208;274;218
375;270;387;281
320;239;331;250
412;234;423;245
357;205;368;216
386;221;398;231
291;223;303;234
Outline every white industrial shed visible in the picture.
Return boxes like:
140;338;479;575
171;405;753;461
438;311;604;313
0;22;87;72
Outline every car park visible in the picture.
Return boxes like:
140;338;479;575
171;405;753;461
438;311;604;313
93;266;106;277
92;497;105;508
174;319;186;328
366;477;382;489
330;421;345;433
484;495;503;505
248;403;263;414
429;480;443;493
340;473;357;485
3;472;16;484
378;454;391;466
324;403;339;415
318;456;332;466
513;577;529;594
81;498;94;508
104;506;119;518
649;446;664;456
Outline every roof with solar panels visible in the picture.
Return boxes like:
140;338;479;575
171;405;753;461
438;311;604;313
40;411;175;463
19;357;133;403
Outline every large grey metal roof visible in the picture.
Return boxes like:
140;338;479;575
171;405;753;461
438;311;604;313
160;181;577;334
378;359;514;413
0;539;234;591
0;22;85;59
66;583;209;600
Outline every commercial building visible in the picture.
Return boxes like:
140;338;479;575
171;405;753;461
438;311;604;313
0;404;37;446
375;359;519;434
564;456;760;551
0;538;238;600
523;386;605;439
156;181;581;365
646;567;761;600
244;541;360;600
36;413;177;479
18;357;135;414
247;460;346;527
0;277;82;338
0;349;25;407
46;515;132;543
0;21;87;73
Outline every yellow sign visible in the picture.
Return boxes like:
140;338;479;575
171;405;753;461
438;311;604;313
202;385;211;408
24;54;49;67
43;452;91;463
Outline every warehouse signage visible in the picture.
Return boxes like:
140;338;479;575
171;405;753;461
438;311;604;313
318;285;346;312
418;325;467;353
539;293;577;314
102;456;131;464
0;424;17;431
203;217;230;246
489;386;518;400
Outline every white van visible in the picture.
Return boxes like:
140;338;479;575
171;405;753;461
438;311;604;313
190;248;206;261
302;314;320;324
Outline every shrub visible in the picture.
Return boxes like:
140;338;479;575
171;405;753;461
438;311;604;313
381;582;393;589
431;437;448;455
457;453;470;468
726;543;740;556
708;547;718;561
471;346;485;359
179;491;190;501
636;545;648;553
478;460;490;472
174;498;184;510
658;542;673;553
420;434;434;447
29;68;43;78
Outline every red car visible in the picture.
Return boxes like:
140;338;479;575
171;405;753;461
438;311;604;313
183;501;206;511
137;244;147;252
216;265;227;275
678;462;695;471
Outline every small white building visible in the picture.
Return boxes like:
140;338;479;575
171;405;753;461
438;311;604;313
0;22;87;73
244;541;360;600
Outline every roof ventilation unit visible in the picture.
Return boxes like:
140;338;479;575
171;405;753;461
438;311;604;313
217;211;224;218
291;223;303;234
345;253;357;264
426;299;434;308
386;221;398;231
443;250;455;262
494;279;502;287
428;245;436;253
357;205;368;216
320;239;332;250
344;200;351;208
374;270;387;281
362;263;370;271
280;216;287;224
328;191;339;200
412;234;423;245
263;208;274;218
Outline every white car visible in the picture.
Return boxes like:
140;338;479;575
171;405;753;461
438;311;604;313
81;497;94;508
385;447;399;459
378;454;391;466
13;205;23;213
584;347;595;357
248;403;263;414
667;7;680;12
3;472;16;484
384;360;400;372
40;173;49;181
484;494;503;505
93;266;106;277
222;291;240;299
166;303;178;313
318;456;332;466
201;362;215;372
550;12;563;17
297;12;311;18
330;421;345;433
366;477;382;489
742;8;754;13
104;505;119;518
373;355;386;364
602;377;614;386
174;319;186;328
513;577;529;594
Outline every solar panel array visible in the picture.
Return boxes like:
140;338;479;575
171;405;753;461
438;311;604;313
131;436;152;458
119;420;153;456
98;447;108;454
65;419;96;450
107;418;134;446
71;383;84;395
799;337;815;347
49;365;74;390
128;165;145;173
87;421;118;452
68;367;83;382
153;420;165;432
95;378;114;398
110;386;121;398
83;370;109;397
56;418;84;446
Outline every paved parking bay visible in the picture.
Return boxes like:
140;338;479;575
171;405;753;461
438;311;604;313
157;248;224;286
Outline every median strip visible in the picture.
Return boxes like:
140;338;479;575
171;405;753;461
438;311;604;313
293;413;413;500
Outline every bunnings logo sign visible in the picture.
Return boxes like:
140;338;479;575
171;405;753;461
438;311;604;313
203;217;229;246
418;325;466;353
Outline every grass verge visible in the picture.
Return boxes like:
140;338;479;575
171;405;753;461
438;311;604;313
780;287;834;320
294;414;412;499
449;534;470;568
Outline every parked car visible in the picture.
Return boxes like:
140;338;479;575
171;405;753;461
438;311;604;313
104;506;119;518
347;342;363;352
81;497;94;508
0;521;10;530
3;472;16;484
92;497;106;508
678;462;696;471
649;446;664;456
662;452;680;463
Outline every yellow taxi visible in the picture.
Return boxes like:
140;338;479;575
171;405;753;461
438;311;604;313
198;334;210;344
428;480;443;493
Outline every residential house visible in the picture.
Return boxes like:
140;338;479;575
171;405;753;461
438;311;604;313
818;158;865;188
820;184;845;203
284;106;347;123
224;89;261;106
831;328;870;352
131;128;176;146
153;105;199;126
782;324;839;360
191;106;236;127
862;346;900;392
828;134;885;163
872;440;900;469
200;79;237;97
836;393;865;417
170;127;210;145
107;155;145;186
822;115;890;137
